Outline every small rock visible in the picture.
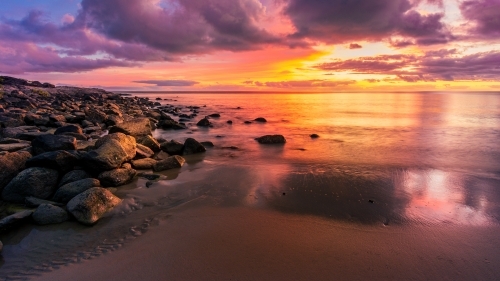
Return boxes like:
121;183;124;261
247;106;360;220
135;143;154;159
183;138;206;155
108;117;152;138
254;117;267;122
160;140;184;155
153;155;185;172
54;125;83;135
66;187;121;225
310;134;320;139
98;168;137;187
255;135;286;144
131;158;157;170
227;120;233;124
244;121;252;124
196;118;211;127
25;196;64;208
59;170;93;187
53;178;101;203
208;113;221;118
32;204;69;225
137;135;161;153
0;143;31;152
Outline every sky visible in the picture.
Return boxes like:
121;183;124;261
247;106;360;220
1;0;500;91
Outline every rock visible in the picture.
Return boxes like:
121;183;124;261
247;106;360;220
1;127;26;138
153;151;170;161
196;118;211;127
254;117;267;122
0;210;33;233
244;121;252;124
83;133;136;171
160;140;184;155
137;135;161;153
0;151;32;192
59;170;93;187
53;178;101;203
108;117;152;137
66;187;121;225
25;196;64;208
183;138;206;155
153;155;185;172
95;133;136;161
32;204;69;225
208;113;221;118
76;139;96;151
137;172;164;181
135;143;154;159
85;108;107;124
98;168;137;187
55;125;83;138
26;150;80;172
227;120;233;124
0;142;30;152
2;167;59;203
157;119;186;130
31;134;77;155
200;141;214;147
310;134;320;138
16;132;51;141
131;158;157;170
255;135;286;144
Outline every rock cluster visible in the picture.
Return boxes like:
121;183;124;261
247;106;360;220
0;76;208;231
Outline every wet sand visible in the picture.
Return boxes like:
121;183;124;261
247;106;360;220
38;202;500;281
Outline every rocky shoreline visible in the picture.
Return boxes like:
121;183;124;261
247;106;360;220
0;76;287;253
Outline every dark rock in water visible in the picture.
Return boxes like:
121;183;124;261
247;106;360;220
54;124;83;135
2;167;59;203
196;118;211;127
53;178;101;203
0;151;32;192
310;134;320;139
244;121;252;124
255;135;286;144
59;170;92;187
131;158;157;170
31;134;77;155
135;143;154;159
0;210;33;233
254;117;267;122
183;138;206;155
153;155;185;172
32;204;69;225
26;150;80;172
98;167;137;187
108;117;152;138
227;120;233;124
138;172;164;181
160;140;184;155
208;113;221;118
137;135;161;153
25;196;63;208
200;141;214;148
66;187;121;225
157;119;187;130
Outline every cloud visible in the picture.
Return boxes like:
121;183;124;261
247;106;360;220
315;50;500;81
258;79;355;88
283;0;452;45
460;0;500;37
349;43;362;49
133;80;200;86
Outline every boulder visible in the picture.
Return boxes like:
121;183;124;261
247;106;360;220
84;108;107;124
183;138;206;155
153;155;185;172
0;151;32;192
0;210;33;233
137;135;161;152
135;143;154;159
26;150;80;172
66;187;121;225
32;204;69;225
131;158;157;170
255;135;286;144
98;168;137;187
157;119;187;130
59;170;92;187
160;140;184;155
31;134;77;155
53;178;101;203
95;133;136;161
2;167;59;203
83;133;136;171
196;118;211;127
108;117;152;137
0;142;30;152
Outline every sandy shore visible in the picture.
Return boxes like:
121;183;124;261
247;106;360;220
36;200;500;281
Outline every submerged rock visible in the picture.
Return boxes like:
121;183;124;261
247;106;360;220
66;187;121;225
2;167;59;203
32;204;69;225
153;155;185;172
255;135;286;144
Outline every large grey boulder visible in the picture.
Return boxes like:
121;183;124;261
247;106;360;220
52;178;101;203
153;155;185;172
2;167;59;203
59;170;92;187
26;150;80;172
255;135;286;144
108;117;152;137
160;140;184;155
32;204;69;225
66;187;121;225
183;138;206;155
98;168;137;187
31;134;77;155
0;151;32;192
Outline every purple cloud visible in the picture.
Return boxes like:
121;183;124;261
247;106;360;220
460;0;500;37
133;80;200;86
261;80;355;88
349;43;363;49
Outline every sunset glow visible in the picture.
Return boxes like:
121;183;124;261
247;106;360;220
1;0;500;91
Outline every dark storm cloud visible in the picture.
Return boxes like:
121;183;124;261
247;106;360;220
283;0;452;45
133;80;200;86
315;51;500;82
